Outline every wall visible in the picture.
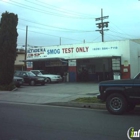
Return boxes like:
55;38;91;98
15;53;25;65
129;40;140;78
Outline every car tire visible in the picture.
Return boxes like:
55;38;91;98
46;78;51;83
106;93;127;115
30;80;35;86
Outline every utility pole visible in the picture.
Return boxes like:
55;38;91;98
95;9;109;42
25;25;28;70
60;37;61;45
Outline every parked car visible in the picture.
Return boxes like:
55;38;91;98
14;71;46;86
30;70;62;83
13;76;24;87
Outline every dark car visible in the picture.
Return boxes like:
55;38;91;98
13;76;24;87
97;73;140;115
14;71;46;86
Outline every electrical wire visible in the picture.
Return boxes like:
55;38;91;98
18;22;95;33
110;22;137;38
19;18;93;32
1;0;94;19
25;0;95;18
17;27;83;42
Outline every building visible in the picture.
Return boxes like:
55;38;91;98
15;48;25;70
25;39;140;82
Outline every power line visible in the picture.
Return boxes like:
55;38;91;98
93;36;101;42
110;22;137;38
105;33;130;40
1;0;94;19
26;0;95;18
19;18;92;32
17;27;83;42
19;23;95;33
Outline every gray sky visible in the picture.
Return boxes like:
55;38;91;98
0;0;140;48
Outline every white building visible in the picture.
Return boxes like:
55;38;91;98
26;39;140;82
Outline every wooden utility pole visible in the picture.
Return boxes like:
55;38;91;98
95;9;109;42
60;37;61;45
25;25;28;70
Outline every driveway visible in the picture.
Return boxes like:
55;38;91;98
0;82;99;104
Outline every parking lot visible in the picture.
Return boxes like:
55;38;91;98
0;82;99;104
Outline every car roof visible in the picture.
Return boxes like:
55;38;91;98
15;71;31;72
31;70;43;71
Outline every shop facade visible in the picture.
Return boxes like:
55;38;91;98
26;39;140;82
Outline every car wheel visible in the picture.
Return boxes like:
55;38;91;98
106;93;127;115
30;80;35;86
46;78;51;83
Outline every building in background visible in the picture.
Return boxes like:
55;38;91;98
23;39;140;82
15;48;25;70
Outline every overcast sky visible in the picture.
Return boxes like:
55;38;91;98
0;0;140;48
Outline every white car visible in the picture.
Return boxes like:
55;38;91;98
30;70;62;83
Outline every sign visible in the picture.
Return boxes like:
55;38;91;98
68;60;76;66
26;62;33;68
127;127;140;140
26;41;124;61
124;60;129;66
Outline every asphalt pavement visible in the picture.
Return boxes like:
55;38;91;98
1;103;139;140
0;82;106;109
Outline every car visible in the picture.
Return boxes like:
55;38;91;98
13;76;24;87
14;71;46;86
30;70;62;83
97;73;140;115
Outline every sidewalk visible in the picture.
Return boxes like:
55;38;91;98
0;83;140;111
0;82;106;109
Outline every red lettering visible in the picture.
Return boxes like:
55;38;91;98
76;47;79;52
65;48;68;53
71;48;74;53
76;47;89;53
62;48;74;53
86;47;89;52
62;48;65;53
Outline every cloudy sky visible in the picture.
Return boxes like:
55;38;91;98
0;0;140;48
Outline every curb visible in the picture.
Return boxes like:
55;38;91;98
12;87;18;91
43;102;106;109
41;102;140;111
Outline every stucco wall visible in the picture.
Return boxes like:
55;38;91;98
129;40;140;78
15;53;25;65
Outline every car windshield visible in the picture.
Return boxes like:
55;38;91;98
27;72;36;77
37;72;43;75
32;71;43;75
133;73;140;79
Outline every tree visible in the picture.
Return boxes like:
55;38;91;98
0;11;18;86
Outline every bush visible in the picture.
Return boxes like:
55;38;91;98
0;83;16;91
